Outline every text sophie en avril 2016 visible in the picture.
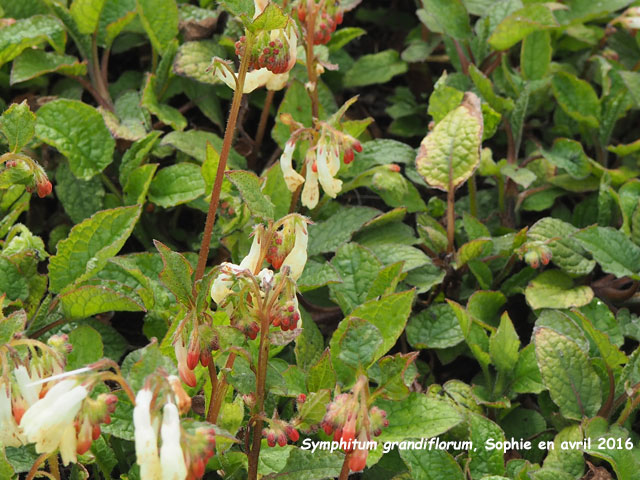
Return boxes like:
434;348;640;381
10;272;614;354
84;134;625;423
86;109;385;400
300;436;635;454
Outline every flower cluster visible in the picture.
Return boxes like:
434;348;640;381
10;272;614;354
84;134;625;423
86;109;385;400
210;215;309;336
214;1;297;93
280;121;362;209
262;418;300;447
320;377;388;472
519;240;552;269
297;0;344;44
134;375;215;480
0;336;125;466
1;152;52;198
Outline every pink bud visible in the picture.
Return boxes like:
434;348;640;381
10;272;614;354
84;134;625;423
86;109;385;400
285;426;299;442
349;447;368;472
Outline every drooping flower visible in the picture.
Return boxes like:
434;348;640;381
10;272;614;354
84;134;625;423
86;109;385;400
280;140;305;191
281;220;308;281
134;388;162;479
20;379;88;465
160;402;188;480
174;337;196;388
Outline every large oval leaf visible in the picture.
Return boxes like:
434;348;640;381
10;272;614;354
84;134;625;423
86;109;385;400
35;99;115;180
416;92;483;191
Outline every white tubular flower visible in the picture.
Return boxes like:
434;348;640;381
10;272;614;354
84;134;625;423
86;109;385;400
239;231;263;273
281;221;308;280
280;141;305;191
301;163;320;209
58;423;78;466
215;67;274;94
328;146;341;176
0;383;24;447
174;339;196;388
160;402;188;480
316;145;343;198
134;389;161;480
20;379;87;459
14;366;40;406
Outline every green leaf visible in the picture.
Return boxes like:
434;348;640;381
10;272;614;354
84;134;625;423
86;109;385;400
173;40;225;85
524;270;594;310
0;310;26;344
583;418;640;480
35;99;115;180
368;243;432;272
0;15;66;68
571;309;627;368
154;240;193;307
372;352;417;400
55;161;105;224
11;49;87;85
416;93;483;191
489;4;558;50
469;65;513;114
489;312;520;374
0;101;36;153
330;290;414;384
541;138;591;180
307;349;336;392
422;0;471;40
248;2;287;32
376;393;463;442
406;303;464;349
70;0;106;34
334;317;383;375
534;327;602;420
400;448;464;480
521;30;551;81
148;163;205;208
161;129;245;168
297;259;341;293
343;50;408;88
329;243;381;314
67;325;104;370
263;448;343;480
48;205;142;293
367;261;405;299
119;131;162;185
327;27;366;51
123;163;157;206
136;0;179;55
574;225;640;280
308;206;379;255
226;170;275;220
141;74;187;131
512;343;545;394
60;282;145;319
552;71;600;129
528;217;595;276
468;413;506;478
294;309;324;372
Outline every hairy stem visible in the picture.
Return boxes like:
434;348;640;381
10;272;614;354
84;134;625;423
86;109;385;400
338;454;351;480
617;393;640;426
194;34;255;284
468;174;477;218
447;186;455;253
26;454;49;480
247;310;272;480
255;89;275;156
48;455;60;480
207;353;236;424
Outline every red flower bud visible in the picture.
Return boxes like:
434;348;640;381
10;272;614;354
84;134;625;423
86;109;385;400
285;425;299;442
348;448;368;472
297;393;306;404
343;148;354;164
37;180;52;198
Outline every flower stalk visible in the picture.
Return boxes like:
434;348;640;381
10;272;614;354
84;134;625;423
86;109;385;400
194;32;256;284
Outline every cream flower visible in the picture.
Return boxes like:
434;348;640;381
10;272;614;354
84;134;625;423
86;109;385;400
281;221;308;280
211;229;263;304
134;389;161;479
160;402;188;480
316;145;342;198
301;162;320;209
20;379;88;465
0;382;24;447
280;141;305;191
174;338;196;388
14;365;40;406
